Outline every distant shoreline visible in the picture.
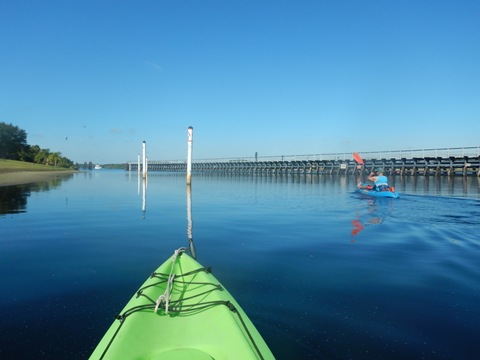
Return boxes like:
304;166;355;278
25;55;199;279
0;170;78;187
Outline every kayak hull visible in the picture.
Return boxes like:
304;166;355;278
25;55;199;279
90;250;274;359
356;184;399;198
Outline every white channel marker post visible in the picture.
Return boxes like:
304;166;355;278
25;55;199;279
186;126;193;185
142;141;147;179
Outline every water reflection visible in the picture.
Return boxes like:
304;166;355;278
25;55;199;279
0;174;74;215
2;170;478;360
397;175;480;197
137;174;148;219
142;175;147;218
351;198;396;241
0;185;29;214
136;176;197;256
186;184;196;259
194;173;479;197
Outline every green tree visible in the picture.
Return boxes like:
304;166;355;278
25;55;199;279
57;156;74;169
1;122;76;168
18;144;34;162
25;145;41;163
34;148;50;165
47;152;61;167
0;122;28;160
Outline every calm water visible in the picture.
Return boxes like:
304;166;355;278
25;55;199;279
1;171;479;359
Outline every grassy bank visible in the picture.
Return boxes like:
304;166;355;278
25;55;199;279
0;159;78;187
0;159;74;173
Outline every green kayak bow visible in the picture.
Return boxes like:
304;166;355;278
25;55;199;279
90;248;275;359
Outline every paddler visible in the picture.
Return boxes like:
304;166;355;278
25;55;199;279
358;168;389;190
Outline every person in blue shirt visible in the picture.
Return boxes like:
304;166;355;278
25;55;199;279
358;168;389;190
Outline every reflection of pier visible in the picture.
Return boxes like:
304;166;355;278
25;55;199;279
126;147;480;177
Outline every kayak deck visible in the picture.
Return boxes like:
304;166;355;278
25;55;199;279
356;184;399;198
90;248;274;360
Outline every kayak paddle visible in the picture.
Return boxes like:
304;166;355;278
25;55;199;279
353;152;364;165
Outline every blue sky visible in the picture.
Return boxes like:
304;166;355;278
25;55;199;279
1;0;479;164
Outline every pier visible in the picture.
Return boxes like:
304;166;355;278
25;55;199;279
126;147;480;177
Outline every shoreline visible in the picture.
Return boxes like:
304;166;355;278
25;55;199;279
0;170;78;187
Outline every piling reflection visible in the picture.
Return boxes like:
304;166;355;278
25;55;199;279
142;175;147;219
186;184;197;259
396;175;480;197
138;174;148;219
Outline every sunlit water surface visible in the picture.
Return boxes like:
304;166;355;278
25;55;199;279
1;171;479;359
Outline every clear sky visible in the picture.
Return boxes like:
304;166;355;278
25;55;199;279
1;0;479;164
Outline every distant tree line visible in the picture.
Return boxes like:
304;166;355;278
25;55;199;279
0;122;77;169
82;162;94;170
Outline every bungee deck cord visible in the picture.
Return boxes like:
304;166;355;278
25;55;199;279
100;248;266;360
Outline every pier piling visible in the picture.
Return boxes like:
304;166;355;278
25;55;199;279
186;126;193;185
142;141;147;178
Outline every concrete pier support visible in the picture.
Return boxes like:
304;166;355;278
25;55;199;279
126;151;480;177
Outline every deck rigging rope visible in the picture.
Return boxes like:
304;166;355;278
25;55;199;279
102;248;266;360
154;247;186;314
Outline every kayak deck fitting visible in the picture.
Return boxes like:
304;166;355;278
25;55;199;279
90;248;274;360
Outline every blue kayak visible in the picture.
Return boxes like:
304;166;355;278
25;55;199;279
356;183;399;198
